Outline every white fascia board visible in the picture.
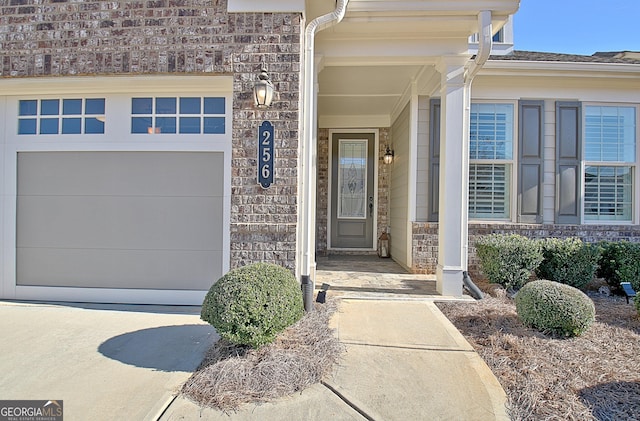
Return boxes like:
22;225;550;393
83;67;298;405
227;0;305;13
482;60;640;79
0;75;233;96
347;0;519;14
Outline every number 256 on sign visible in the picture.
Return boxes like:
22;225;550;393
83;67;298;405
258;121;274;189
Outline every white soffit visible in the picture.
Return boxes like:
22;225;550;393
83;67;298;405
227;0;305;13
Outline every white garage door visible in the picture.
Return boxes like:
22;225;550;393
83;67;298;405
16;151;225;291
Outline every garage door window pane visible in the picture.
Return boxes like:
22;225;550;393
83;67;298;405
19;100;37;116
132;98;153;114
180;97;201;114
156;117;176;134
85;118;105;134
40;100;59;116
132;117;152;134
85;98;105;115
62;118;82;134
63;99;82;115
180;117;200;134
156;98;176;114
204;97;225;114
40;118;59;134
18;119;37;135
204;117;225;134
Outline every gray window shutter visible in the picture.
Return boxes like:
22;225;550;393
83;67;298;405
428;99;440;222
518;100;544;223
555;101;582;224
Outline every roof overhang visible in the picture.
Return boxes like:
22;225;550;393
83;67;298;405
314;0;520;127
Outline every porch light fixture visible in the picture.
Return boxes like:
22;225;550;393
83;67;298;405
253;63;274;108
383;146;394;164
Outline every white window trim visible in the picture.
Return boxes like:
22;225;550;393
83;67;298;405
468;100;518;223
580;102;639;225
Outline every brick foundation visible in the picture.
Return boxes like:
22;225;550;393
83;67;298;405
412;222;640;279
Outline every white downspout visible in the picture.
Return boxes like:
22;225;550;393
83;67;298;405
460;10;492;268
466;10;493;83
299;0;349;310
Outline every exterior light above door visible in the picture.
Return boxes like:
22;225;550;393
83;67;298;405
253;63;274;108
383;145;394;164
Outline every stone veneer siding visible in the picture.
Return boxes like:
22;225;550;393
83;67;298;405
412;222;640;279
316;127;391;255
0;0;302;272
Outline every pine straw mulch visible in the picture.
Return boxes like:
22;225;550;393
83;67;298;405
180;299;344;412
437;283;640;421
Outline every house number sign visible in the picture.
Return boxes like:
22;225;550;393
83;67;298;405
258;121;274;189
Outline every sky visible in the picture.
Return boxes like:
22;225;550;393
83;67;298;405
513;0;640;55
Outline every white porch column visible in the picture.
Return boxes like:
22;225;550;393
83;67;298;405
436;57;470;296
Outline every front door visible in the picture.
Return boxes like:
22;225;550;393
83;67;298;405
330;132;375;249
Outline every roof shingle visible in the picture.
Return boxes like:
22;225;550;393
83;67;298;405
490;50;640;65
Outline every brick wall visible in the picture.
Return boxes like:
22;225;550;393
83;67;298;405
412;222;640;279
0;0;303;272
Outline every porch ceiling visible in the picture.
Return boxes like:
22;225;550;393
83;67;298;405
311;0;519;128
317;65;433;125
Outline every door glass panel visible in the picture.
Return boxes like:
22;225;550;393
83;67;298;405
338;139;367;218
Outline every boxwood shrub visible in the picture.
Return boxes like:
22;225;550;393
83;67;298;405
201;263;304;349
475;234;543;291
535;237;601;290
515;280;595;337
597;241;640;292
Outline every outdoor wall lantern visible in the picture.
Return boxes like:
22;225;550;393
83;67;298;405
383;145;394;164
253;63;274;108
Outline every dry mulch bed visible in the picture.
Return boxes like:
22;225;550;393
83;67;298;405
437;283;640;421
181;300;343;412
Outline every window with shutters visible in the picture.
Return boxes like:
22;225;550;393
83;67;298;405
469;103;515;219
583;105;636;222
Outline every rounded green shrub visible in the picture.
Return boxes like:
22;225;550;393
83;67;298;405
536;237;601;290
515;280;595;337
475;234;543;291
201;263;304;349
597;241;640;292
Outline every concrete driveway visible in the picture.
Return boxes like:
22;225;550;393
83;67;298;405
0;300;217;421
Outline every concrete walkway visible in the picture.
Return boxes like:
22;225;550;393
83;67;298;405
0;297;508;421
161;299;509;420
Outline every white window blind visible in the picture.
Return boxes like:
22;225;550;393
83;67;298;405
584;106;636;222
469;103;514;219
